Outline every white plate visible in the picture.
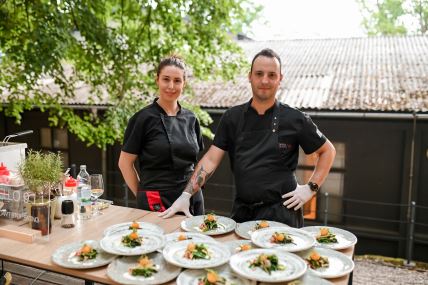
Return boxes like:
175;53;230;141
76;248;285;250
251;227;315;252
177;264;256;285
235;220;289;239
181;215;236;235
298;247;354;279
106;252;181;285
164;232;215;245
224;240;257;255
100;229;165;256
162;240;230;269
259;271;333;285
230;248;307;283
301;226;358;250
103;221;164;236
52;240;116;269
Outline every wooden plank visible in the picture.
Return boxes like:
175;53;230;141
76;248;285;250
0;224;40;243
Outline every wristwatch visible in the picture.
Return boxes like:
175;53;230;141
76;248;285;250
308;181;320;193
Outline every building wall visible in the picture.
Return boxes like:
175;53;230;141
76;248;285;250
2;109;427;261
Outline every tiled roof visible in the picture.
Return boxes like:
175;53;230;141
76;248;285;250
2;36;427;113
190;36;428;112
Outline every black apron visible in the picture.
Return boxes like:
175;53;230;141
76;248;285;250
231;101;303;227
137;112;204;215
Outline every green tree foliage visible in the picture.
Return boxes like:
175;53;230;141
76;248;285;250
0;0;260;148
357;0;428;35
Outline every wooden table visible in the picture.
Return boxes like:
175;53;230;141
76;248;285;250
0;205;353;284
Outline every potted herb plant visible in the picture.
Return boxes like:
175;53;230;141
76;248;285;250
19;150;63;235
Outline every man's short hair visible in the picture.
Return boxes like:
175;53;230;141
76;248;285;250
250;48;282;74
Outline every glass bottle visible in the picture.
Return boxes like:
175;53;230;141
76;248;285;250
77;165;91;219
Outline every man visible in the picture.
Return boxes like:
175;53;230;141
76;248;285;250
160;48;336;227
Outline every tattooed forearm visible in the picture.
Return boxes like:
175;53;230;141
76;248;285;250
184;165;214;195
196;165;213;187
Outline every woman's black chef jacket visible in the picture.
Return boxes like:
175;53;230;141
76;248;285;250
122;99;204;214
213;99;326;227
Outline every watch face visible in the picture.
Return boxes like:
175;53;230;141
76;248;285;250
309;182;319;192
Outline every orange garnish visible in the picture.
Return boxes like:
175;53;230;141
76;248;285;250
240;244;252;251
130;221;139;229
81;245;92;254
275;233;285;242
178;234;187;241
206;271;219;283
129;232;139;240
319;228;329;236
206;214;215;222
310;251;321;261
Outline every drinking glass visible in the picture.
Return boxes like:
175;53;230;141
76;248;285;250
90;174;104;216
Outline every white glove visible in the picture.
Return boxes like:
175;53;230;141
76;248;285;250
282;184;314;210
158;192;192;219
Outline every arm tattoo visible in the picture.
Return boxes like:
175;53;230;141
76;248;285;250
184;165;213;195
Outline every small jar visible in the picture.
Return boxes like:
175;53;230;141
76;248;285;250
61;200;75;228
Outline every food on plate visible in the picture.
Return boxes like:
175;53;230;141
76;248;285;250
254;220;270;230
200;214;218;232
198;269;230;285
249;253;285;274
129;255;158;277
316;227;338;243
177;234;191;241
128;221;141;230
306;251;329;269
122;229;143;248
238;244;252;252
270;232;295;244
75;244;98;261
183;242;210;260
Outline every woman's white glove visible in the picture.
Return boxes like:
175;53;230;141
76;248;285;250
282;184;314;210
158;192;192;219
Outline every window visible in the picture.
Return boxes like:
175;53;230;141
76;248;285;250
296;142;345;223
40;127;69;167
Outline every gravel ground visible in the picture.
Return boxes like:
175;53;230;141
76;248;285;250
353;257;428;285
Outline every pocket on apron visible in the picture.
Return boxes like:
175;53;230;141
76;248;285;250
137;190;168;212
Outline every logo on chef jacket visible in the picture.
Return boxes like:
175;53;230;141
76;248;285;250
278;143;294;150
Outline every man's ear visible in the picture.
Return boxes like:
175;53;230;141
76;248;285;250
248;72;251;82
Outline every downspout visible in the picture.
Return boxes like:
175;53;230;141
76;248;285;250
407;111;417;217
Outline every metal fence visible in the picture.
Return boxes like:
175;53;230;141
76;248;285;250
320;192;428;264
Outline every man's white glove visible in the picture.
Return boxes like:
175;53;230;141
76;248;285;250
158;192;192;219
282;184;314;210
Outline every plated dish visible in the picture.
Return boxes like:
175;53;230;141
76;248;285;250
181;214;236;236
107;252;181;285
259;271;333;285
52;240;115;269
229;248;306;283
103;221;164;237
177;264;256;285
300;226;357;250
224;240;257;255
162;240;230;269
235;220;289;240
100;229;165;256
298;247;355;279
251;226;315;252
164;232;216;244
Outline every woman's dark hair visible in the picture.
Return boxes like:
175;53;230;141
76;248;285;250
156;55;187;80
250;48;282;74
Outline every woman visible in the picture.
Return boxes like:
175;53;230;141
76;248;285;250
118;55;204;216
